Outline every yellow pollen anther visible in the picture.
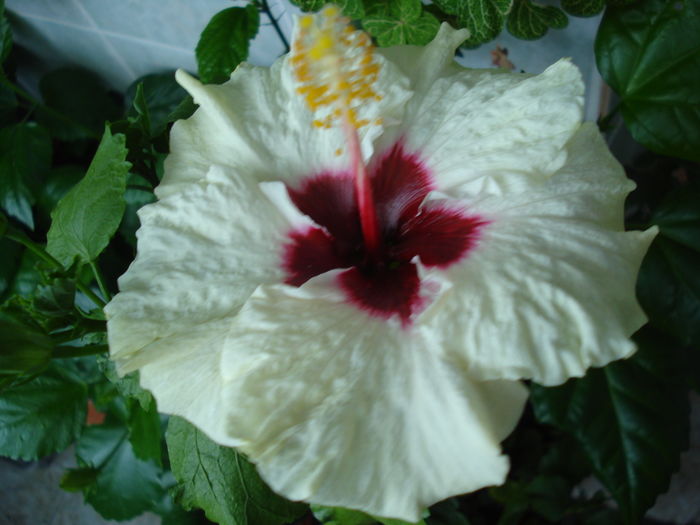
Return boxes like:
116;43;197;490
291;4;383;131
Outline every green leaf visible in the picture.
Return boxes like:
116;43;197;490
37;67;121;141
35;165;84;217
291;0;365;18
595;0;700;161
32;277;77;331
0;70;16;125
530;329;690;524
196;5;260;84
425;499;470;525
637;190;700;345
125;72;187;136
433;0;512;46
0;0;12;64
60;467;100;492
0;123;52;229
0;363;87;459
507;0;568;40
98;355;154;411
128;398;162;465
46;126;130;267
561;0;605;17
0;306;53;377
364;0;440;46
76;422;168;520
166;416;307;525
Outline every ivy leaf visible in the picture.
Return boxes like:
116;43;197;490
507;0;568;40
364;0;440;46
636;189;700;345
0;123;52;229
166;416;307;525
291;0;365;19
196;5;260;84
0;363;87;460
530;329;690;524
561;0;605;17
76;422;168;520
37;67;121;141
595;0;700;161
433;0;512;46
47;126;130;267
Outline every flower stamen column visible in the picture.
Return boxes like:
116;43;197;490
291;6;383;258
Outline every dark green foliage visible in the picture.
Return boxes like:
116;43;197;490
531;329;690;524
166;416;308;525
196;5;260;84
507;0;568;40
0;363;87;459
561;0;605;17
363;0;440;46
596;0;700;161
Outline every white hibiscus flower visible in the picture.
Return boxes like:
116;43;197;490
105;6;656;522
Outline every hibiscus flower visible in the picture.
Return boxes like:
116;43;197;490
106;7;656;521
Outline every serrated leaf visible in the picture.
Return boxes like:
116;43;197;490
166;416;307;525
196;5;260;84
561;0;605;17
0;123;52;229
0;363;86;459
363;0;440;46
76;423;168;520
507;0;568;40
37;67;121;141
636;189;700;345
47;126;130;267
98;356;154;411
530;329;690;524
291;0;365;18
595;0;700;161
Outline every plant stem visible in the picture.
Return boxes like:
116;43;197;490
5;225;107;309
53;344;109;359
260;0;290;53
90;261;111;301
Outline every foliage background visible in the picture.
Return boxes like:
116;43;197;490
0;0;698;524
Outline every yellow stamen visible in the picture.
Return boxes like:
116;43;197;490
290;4;382;131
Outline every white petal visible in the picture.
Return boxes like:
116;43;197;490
218;275;527;521
106;165;295;369
160;54;411;199
376;26;584;196
430;124;657;386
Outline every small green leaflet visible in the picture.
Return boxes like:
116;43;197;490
561;0;605;17
0;363;87;460
291;0;365;19
507;0;568;40
127;398;162;466
363;0;440;46
637;189;700;346
125;72;187;136
0;123;52;229
595;0;700;161
46;126;130;267
196;5;260;84
75;423;169;520
166;416;307;525
530;329;690;524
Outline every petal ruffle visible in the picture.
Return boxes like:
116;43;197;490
218;275;528;521
378;25;584;196
106;165;297;371
160;52;411;199
429;124;657;386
